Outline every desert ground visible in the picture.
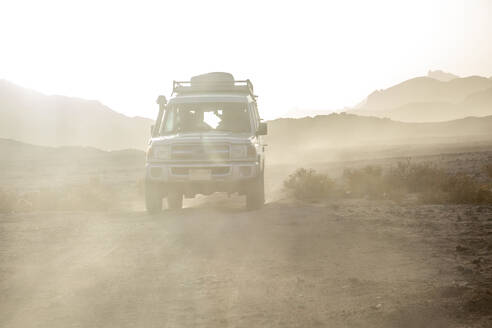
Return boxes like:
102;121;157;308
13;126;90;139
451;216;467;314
1;142;491;327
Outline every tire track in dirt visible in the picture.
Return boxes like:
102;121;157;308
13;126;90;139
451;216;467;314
0;200;474;327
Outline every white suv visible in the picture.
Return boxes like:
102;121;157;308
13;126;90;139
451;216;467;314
145;72;267;212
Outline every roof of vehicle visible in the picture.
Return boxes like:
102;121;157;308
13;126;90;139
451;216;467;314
168;94;253;104
171;72;257;99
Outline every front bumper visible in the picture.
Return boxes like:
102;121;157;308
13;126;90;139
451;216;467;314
145;161;259;197
146;161;259;183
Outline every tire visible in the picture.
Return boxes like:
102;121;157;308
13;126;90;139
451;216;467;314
145;182;162;214
246;172;265;210
167;192;183;209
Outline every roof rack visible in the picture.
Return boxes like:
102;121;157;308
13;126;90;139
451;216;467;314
172;79;256;98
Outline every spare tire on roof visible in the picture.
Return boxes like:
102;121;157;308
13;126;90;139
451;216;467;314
191;72;234;86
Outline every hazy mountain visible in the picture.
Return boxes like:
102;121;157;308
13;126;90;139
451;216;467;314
383;87;492;122
267;113;492;149
362;76;492;111
0;138;145;163
0;80;153;150
427;70;459;82
351;75;492;122
266;113;492;163
0;138;146;190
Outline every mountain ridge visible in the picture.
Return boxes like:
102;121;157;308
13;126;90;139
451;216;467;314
350;73;492;122
0;79;153;150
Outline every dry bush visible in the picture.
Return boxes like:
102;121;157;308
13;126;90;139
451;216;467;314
385;161;447;193
343;165;385;199
284;168;335;200
386;161;490;204
440;173;492;204
287;161;492;205
419;176;492;204
343;161;451;201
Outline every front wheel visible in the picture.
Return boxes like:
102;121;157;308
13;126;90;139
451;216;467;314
145;182;162;214
167;192;183;209
246;172;265;210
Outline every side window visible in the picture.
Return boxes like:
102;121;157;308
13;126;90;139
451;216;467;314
160;107;176;134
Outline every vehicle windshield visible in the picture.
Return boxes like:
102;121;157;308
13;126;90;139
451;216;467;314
159;102;251;135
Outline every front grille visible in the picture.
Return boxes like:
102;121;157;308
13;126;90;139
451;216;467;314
171;143;230;161
171;167;230;175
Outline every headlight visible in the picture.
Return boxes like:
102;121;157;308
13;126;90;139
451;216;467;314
230;144;256;159
151;145;171;160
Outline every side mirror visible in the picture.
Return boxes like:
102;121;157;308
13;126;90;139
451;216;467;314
150;124;155;136
156;95;167;106
257;122;268;136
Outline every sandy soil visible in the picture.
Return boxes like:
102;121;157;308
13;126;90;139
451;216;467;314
1;196;491;327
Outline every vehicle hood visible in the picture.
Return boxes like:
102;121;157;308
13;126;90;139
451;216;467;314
150;132;254;146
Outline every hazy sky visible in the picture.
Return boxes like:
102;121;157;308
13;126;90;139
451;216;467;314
1;0;491;120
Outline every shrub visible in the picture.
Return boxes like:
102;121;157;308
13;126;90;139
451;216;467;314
343;165;385;198
441;173;492;204
385;161;447;193
341;163;442;200
284;168;335;200
286;161;492;205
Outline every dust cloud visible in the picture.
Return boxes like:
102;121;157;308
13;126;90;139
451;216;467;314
1;130;492;327
2;73;492;328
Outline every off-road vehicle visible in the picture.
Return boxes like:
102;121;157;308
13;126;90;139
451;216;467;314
145;72;267;212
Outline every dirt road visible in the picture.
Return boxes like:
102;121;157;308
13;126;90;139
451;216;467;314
3;196;485;328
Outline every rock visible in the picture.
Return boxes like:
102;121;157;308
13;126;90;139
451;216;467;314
456;265;473;275
456;245;469;252
472;257;484;265
371;303;383;310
